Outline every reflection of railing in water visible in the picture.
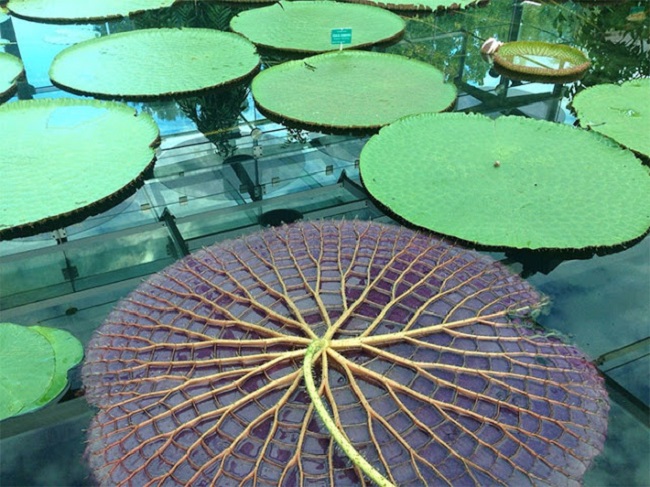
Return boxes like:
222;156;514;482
0;172;379;310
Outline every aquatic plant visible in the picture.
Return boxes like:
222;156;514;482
230;1;405;54
6;0;175;22
49;28;260;99
0;99;159;240
572;78;650;160
360;112;650;250
83;220;608;486
1;323;83;421
491;41;591;81
251;50;456;134
0;52;23;101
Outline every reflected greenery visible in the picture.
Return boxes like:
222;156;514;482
387;0;648;89
177;85;249;158
133;2;240;30
571;1;649;86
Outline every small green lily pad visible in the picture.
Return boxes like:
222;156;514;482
6;0;175;22
339;0;480;11
0;98;159;239
0;323;83;421
360;112;650;250
252;50;456;132
230;1;405;53
572;78;650;159
493;41;590;79
0;52;23;99
50;28;260;99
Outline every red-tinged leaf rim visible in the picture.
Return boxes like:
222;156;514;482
6;0;175;23
493;41;590;80
229;1;405;54
83;220;609;486
251;50;456;134
49;28;260;100
0;98;159;240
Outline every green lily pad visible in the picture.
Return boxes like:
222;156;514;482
360;112;650;250
0;52;23;99
0;323;83;421
252;50;456;132
6;0;175;22
572;78;650;159
230;1;405;53
0;98;159;239
50;28;260;99
493;41;590;79
339;0;481;11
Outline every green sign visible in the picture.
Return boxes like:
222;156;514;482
331;28;352;45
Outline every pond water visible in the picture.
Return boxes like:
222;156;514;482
0;0;648;486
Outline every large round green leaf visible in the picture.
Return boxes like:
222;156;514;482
230;1;405;53
360;112;650;250
493;41;590;80
0;323;83;421
572;78;650;159
6;0;175;22
0;98;159;239
252;50;456;132
339;0;480;11
50;28;260;99
0;52;23;99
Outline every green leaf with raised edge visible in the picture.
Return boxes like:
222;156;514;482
0;323;83;420
0;98;159;240
572;78;650;159
493;41;590;80
252;50;456;133
0;52;23;99
339;0;481;11
360;112;650;250
230;1;405;54
32;326;84;409
6;0;175;22
50;28;260;99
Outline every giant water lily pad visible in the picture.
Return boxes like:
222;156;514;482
252;50;456;132
0;52;23;99
50;28;260;99
572;78;650;159
493;41;590;80
6;0;175;22
360;112;650;250
83;220;608;486
0;99;159;239
230;1;405;53
0;323;83;420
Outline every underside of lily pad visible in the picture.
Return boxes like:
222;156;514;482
492;41;590;80
572;78;650;160
6;0;175;22
251;50;456;133
49;28;260;99
339;0;484;11
359;112;650;250
230;1;405;54
0;52;23;100
0;99;160;240
83;219;608;486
